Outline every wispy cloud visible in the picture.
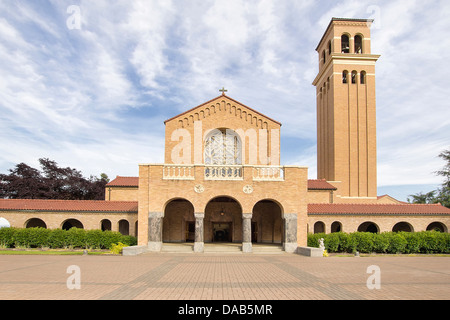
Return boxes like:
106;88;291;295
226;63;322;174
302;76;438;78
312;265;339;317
0;0;449;198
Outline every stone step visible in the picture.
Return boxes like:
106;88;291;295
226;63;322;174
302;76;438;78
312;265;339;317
160;243;286;254
162;244;194;253
204;244;242;253
252;245;285;254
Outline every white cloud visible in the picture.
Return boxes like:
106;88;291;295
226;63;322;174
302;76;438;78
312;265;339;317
0;0;448;196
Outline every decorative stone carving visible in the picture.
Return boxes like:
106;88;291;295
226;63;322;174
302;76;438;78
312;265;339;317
243;185;253;194
204;129;242;165
194;184;205;193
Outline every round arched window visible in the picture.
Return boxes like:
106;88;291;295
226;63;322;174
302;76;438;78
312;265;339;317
205;129;242;165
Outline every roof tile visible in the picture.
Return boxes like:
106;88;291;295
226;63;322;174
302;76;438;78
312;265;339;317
308;203;450;215
106;176;139;187
0;199;138;213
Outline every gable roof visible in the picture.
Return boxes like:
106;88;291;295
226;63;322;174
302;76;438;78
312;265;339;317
308;203;450;215
164;94;282;126
307;179;337;190
106;176;139;187
0;199;138;213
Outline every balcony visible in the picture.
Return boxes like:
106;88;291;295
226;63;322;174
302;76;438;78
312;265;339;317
162;164;285;182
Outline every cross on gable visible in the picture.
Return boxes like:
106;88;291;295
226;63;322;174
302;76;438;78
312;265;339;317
219;87;228;95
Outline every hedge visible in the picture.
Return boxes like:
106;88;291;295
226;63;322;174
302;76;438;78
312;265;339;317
308;231;450;254
0;227;137;250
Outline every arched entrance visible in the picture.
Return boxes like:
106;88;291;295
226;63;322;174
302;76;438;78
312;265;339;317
314;221;325;234
101;219;111;231
358;222;379;233
393;222;414;232
62;219;83;230
426;222;447;233
331;221;342;233
252;200;283;244
119;220;130;235
25;218;47;229
163;199;195;243
205;197;242;243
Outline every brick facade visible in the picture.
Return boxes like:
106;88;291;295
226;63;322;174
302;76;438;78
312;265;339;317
0;18;449;253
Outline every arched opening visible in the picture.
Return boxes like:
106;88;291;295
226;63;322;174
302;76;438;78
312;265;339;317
314;221;325;234
328;40;332;55
322;50;326;64
341;34;350;53
393;222;414;232
163;199;195;243
351;71;357;84
342;70;348;84
62;219;84;230
252;200;283;244
119;220;130;236
25;218;47;229
358;222;379;234
331;221;342;233
355;35;363;53
360;71;366;84
101;219;111;231
426;222;447;233
205;197;242;243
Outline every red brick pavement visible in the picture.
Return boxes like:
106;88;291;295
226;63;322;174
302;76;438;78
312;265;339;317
0;253;449;300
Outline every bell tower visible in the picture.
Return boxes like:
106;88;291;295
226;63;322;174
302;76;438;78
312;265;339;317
313;18;380;198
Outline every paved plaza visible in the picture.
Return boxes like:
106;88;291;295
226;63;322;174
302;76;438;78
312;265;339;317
0;252;449;300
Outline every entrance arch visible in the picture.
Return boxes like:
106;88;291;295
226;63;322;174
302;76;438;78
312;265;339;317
101;219;112;231
62;219;83;230
163;199;195;243
393;222;414;232
358;221;379;233
25;218;47;229
314;221;325;234
119;220;130;235
252;200;283;244
205;196;242;243
426;222;447;233
331;221;342;233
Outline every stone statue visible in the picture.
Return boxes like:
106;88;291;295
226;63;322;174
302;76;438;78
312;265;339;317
319;238;325;250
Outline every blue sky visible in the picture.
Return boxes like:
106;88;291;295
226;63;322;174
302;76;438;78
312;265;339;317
0;0;449;201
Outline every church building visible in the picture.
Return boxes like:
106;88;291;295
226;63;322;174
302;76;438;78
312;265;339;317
1;18;449;253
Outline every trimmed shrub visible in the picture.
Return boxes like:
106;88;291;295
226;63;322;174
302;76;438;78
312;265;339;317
324;232;343;253
387;233;407;254
307;233;325;248
373;232;390;253
47;228;69;249
27;227;51;248
307;231;449;254
0;227;137;250
0;228;16;248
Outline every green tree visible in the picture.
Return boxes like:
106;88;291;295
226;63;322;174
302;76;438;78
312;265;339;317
408;148;450;208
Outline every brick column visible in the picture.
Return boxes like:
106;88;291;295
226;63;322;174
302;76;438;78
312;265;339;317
194;213;205;253
242;213;252;253
148;212;163;252
284;213;298;253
